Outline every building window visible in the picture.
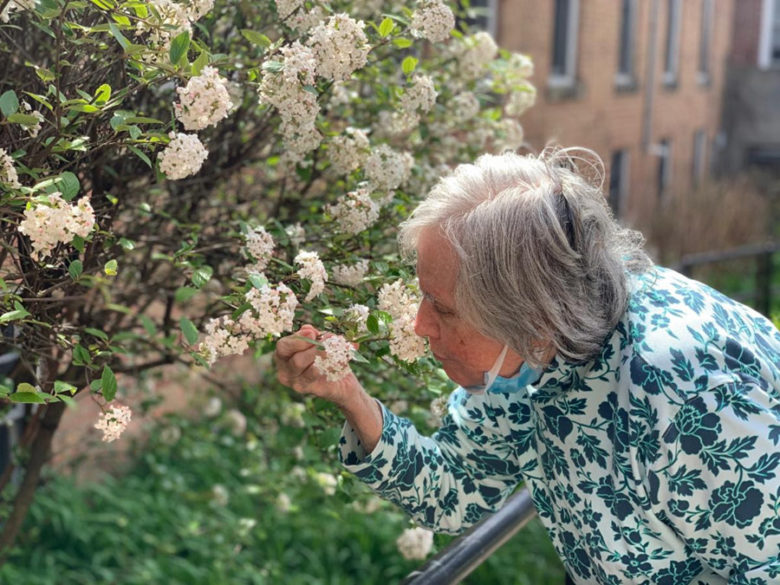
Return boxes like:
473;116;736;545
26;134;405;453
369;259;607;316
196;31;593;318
697;0;713;83
464;0;498;38
550;0;580;86
663;0;683;86
615;0;638;88
609;149;629;217
692;130;707;185
656;139;672;198
759;0;780;68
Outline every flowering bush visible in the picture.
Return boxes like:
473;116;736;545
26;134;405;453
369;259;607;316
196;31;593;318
0;0;534;553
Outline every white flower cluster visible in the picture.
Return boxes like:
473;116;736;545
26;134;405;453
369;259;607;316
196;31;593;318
495;118;525;151
259;42;321;158
314;335;354;381
452;91;480;122
429;394;449;425
0;0;35;22
245;225;275;270
364;145;414;192
459;31;499;80
21;102;44;138
332;259;369;287
187;0;214;21
18;193;95;260
199;315;251;365
0;148;21;188
505;85;537;118
327;128;369;175
507;52;534;82
410;0;455;43
288;4;326;32
326;188;379;235
307;14;370;82
396;527;434;560
159;132;209;180
174;67;233;131
295;250;327;301
285;222;306;246
344;303;370;330
94;405;133;443
400;74;438;114
136;0;191;47
378;280;427;362
240;279;299;336
374;110;418;139
275;0;303;19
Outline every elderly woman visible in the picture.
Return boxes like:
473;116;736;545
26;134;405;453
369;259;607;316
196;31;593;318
275;148;780;585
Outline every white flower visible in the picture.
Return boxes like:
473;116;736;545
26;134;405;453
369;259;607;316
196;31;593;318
452;91;480;122
495;118;525;152
364;145;414;192
505;84;537;118
400;75;438;114
429;395;449;425
186;0;214;21
245;226;275;270
388;399;408;414
306;14;370;81
21;102;44;138
276;493;292;512
239;279;299;336
94;405;133;443
508;52;534;81
204;396;223;417
211;484;229;506
275;0;303;19
0;148;21;188
225;408;247;435
288;3;326;32
327;127;369;175
314;335;354;381
18;193;95;260
459;31;498;79
410;0;455;43
1;0;35;22
315;471;338;495
159;132;208;180
281;402;306;427
326;188;379;235
378;280;427;362
332;260;369;287
199;316;251;365
174;67;233;130
295;250;327;301
396;527;434;560
285;222;306;246
344;303;370;330
136;0;191;47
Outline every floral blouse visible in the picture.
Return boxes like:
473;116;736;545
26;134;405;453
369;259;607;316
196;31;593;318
339;267;780;585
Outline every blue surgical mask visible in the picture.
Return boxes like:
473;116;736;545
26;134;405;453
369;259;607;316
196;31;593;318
462;345;541;395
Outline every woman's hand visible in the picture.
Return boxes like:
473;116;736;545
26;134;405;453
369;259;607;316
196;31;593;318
274;324;361;407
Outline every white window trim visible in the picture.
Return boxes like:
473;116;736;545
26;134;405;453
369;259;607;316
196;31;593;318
758;0;778;69
653;140;673;197
468;0;499;39
663;0;683;84
549;0;581;87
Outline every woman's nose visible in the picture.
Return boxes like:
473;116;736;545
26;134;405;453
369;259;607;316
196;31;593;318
414;300;439;340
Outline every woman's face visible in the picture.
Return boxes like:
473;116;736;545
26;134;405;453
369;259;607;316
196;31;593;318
414;228;524;387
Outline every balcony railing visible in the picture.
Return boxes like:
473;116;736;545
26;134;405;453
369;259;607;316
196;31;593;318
401;488;537;585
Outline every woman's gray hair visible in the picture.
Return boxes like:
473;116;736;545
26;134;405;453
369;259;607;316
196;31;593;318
399;146;652;367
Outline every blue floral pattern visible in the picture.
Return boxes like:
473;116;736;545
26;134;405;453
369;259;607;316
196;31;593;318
340;268;780;584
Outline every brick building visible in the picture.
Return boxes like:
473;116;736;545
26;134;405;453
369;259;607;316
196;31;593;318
475;0;735;226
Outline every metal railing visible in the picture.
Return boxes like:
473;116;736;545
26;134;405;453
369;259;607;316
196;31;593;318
675;241;779;317
401;489;537;585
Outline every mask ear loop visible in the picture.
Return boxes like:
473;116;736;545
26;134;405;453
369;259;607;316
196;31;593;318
482;345;509;392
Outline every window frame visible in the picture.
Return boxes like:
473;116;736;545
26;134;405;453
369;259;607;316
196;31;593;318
549;0;581;88
692;130;708;186
662;0;683;86
615;0;638;88
697;0;714;84
758;0;780;69
608;149;630;218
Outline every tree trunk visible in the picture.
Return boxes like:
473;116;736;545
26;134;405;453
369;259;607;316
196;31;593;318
0;401;66;564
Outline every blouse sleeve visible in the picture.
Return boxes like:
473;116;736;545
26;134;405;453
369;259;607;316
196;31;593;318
339;389;528;534
647;381;780;584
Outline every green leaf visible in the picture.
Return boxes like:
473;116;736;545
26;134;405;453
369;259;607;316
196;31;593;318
54;380;77;394
401;56;418;76
378;17;395;37
127;145;152;168
0;90;19;117
366;314;380;335
94;83;112;105
108;22;130;50
89;0;114;9
180;316;199;345
56;171;80;200
104;259;118;276
119;238;135;250
7;113;42;126
191;265;213;288
248;273;269;289
83;327;109;341
68;259;83;279
11;392;47;404
191;50;209;75
169;31;190;65
101;365;117;401
68;103;99;113
0;305;30;324
174;286;198;303
240;29;271;47
392;37;413;49
73;344;91;365
16;382;37;393
140;315;157;336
